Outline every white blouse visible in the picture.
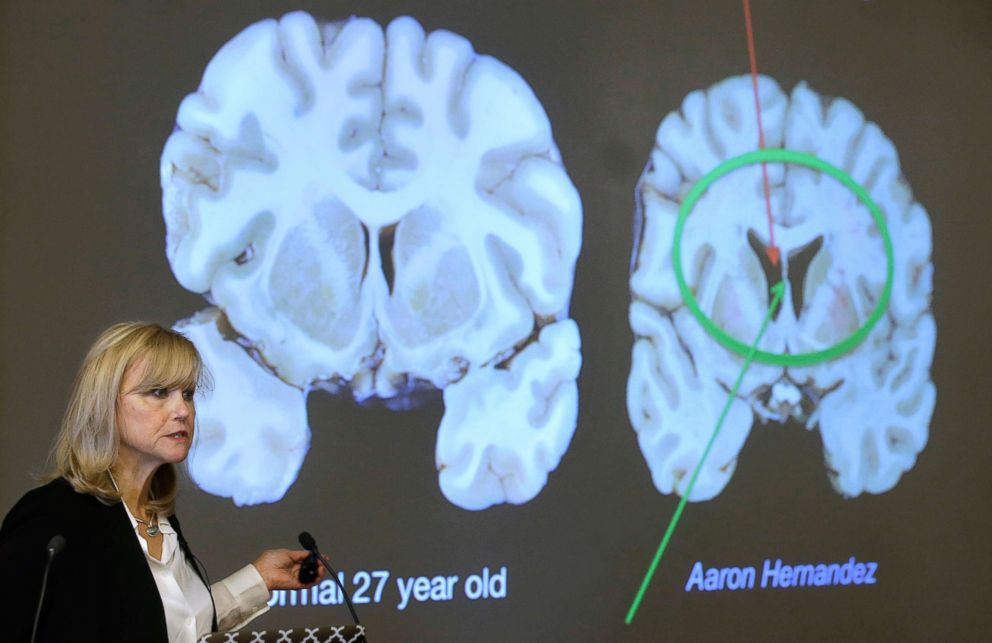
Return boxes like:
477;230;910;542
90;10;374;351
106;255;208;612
120;502;270;642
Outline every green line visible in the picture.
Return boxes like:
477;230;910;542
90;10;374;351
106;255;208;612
625;281;785;625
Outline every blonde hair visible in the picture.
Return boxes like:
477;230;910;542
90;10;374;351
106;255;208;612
47;322;208;516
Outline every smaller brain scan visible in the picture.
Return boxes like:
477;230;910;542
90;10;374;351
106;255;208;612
161;11;582;509
628;75;935;501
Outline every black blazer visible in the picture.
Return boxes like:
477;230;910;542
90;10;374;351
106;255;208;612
0;478;214;643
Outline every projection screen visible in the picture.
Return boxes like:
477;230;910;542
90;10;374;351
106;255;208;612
2;1;990;641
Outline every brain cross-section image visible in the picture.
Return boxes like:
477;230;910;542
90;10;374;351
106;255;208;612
160;11;583;510
628;75;935;502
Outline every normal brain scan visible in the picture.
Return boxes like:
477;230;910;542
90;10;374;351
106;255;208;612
160;11;583;510
627;76;936;502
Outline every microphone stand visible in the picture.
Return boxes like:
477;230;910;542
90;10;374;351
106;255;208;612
312;547;362;628
31;535;65;643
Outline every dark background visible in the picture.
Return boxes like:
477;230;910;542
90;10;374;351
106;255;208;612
2;1;990;641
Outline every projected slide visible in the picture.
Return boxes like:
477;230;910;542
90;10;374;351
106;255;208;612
160;11;583;510
628;75;936;502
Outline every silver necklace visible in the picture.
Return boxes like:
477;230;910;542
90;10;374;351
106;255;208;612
108;471;160;536
133;515;161;537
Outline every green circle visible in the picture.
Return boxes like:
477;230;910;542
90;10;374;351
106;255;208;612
671;148;894;367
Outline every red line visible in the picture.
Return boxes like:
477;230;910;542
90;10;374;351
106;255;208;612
743;0;778;263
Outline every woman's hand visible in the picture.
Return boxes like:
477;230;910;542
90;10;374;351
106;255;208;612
252;548;324;590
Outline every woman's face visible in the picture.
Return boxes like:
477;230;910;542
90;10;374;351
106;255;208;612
116;357;196;470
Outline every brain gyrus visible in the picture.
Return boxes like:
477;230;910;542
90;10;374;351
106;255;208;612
628;76;935;501
161;12;582;510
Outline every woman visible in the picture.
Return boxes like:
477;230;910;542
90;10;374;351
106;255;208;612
0;322;322;642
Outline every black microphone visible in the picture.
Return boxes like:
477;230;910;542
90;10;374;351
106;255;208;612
30;535;65;643
298;531;363;629
299;531;317;551
46;535;65;557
